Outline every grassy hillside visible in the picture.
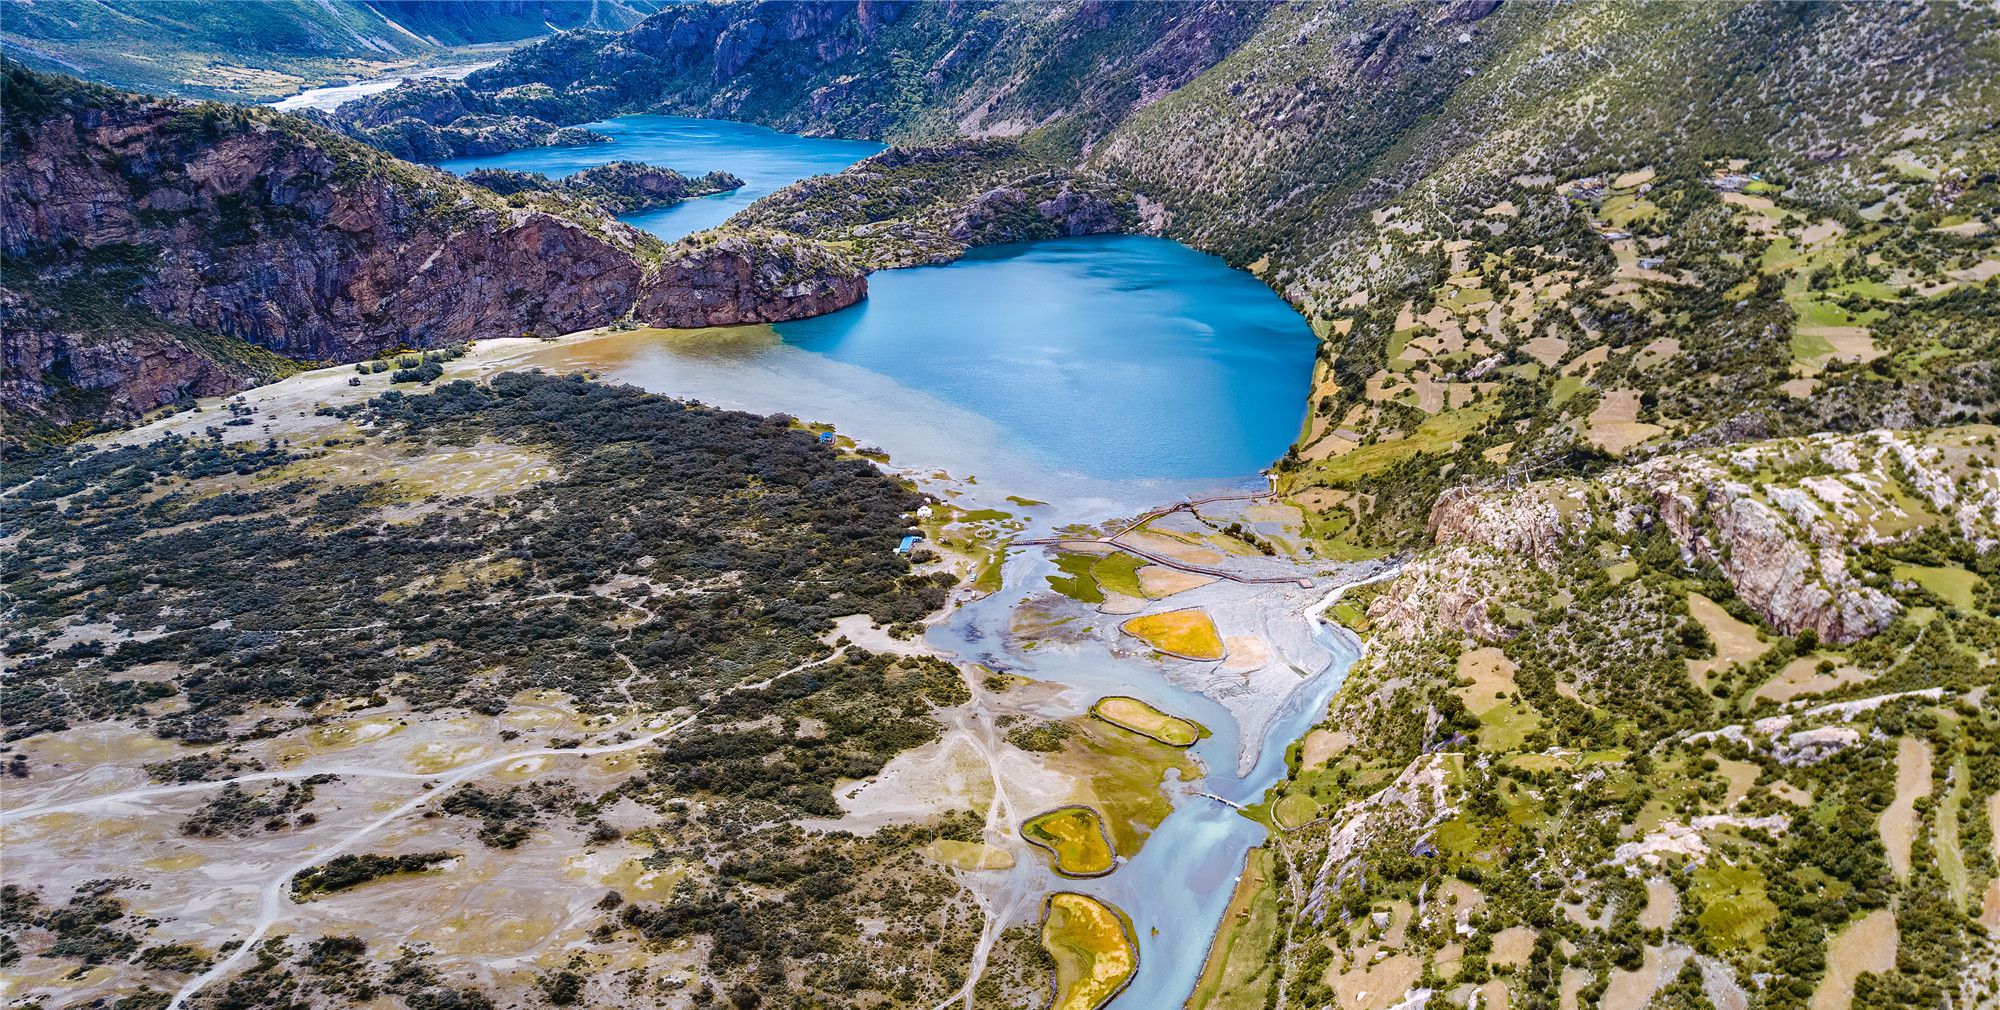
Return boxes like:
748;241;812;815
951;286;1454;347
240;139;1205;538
1213;426;2000;1010
1091;1;2000;546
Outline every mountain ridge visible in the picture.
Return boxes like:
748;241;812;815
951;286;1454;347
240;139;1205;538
0;0;664;102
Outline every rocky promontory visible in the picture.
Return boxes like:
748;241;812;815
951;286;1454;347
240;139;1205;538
465;161;745;213
637;229;866;327
733;140;1145;269
315;77;610;160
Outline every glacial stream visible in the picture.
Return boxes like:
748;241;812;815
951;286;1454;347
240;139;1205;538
440;116;1335;1006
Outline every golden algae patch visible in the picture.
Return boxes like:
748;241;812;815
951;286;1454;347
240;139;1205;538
1022;806;1116;877
1119;609;1225;661
1041;892;1138;1010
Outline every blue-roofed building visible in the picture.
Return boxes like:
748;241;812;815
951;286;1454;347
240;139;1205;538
819;431;836;444
895;535;922;554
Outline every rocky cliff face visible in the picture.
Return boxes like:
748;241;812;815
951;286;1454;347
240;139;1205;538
636;230;865;327
1;71;643;353
0;64;864;447
0;292;260;438
1609;456;1901;644
1416;429;2000;644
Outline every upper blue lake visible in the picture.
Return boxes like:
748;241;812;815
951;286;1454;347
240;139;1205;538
434;114;884;239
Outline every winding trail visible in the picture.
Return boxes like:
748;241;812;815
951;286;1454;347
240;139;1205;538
3;766;449;824
0;642;858;1010
925;669;1036;1010
44;518;1395;1010
158;717;696;1010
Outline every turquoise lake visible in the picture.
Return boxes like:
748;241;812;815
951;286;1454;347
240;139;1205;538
442;115;1318;491
778;236;1317;482
434;114;884;239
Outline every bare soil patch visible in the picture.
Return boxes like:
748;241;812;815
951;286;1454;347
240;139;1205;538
1799;327;1880;364
1328;953;1419;1010
1601;945;1688;1010
1138;565;1216;598
1457;647;1519;716
1639;879;1679;930
1523;335;1569;367
1878;736;1934;879
1490;926;1536;967
1300;729;1352;769
1753;655;1874;703
1122;530;1225;567
1586;389;1664;455
1685;594;1769;687
1810;909;1897;1010
1221;635;1271;673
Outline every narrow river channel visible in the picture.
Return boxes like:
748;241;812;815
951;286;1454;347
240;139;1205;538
928;547;1369;1008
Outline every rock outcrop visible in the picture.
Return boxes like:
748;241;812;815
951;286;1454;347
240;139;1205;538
0;294;255;436
1420;428;2000;645
1426;484;1582;564
1611;457;1900;645
734;140;1144;269
635;230;865;327
1365;545;1516;643
948;181;1130;246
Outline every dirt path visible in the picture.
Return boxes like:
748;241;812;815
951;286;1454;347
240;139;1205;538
160;715;697;1010
925;671;1037;1010
1879;736;1934;879
151;643;860;1010
1;766;443;824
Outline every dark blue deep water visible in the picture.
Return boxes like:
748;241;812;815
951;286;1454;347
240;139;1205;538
435;114;884;239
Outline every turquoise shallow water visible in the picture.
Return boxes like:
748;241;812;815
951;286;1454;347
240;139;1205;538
433;114;884;239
